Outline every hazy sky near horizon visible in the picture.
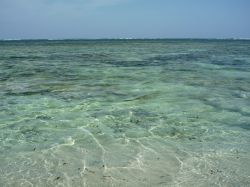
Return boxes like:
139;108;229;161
0;0;250;39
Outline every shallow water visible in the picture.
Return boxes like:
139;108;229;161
0;39;250;187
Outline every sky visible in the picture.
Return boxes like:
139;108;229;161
0;0;250;39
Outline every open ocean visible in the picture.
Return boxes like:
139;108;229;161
0;39;250;187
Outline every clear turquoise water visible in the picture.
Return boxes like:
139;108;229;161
0;39;250;187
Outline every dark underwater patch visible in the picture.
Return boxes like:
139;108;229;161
201;98;250;117
234;123;250;130
210;58;250;67
5;89;51;96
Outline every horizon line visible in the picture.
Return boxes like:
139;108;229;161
1;37;250;41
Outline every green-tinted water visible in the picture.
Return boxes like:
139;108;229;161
0;39;250;187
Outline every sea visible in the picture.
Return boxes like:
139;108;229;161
0;39;250;187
